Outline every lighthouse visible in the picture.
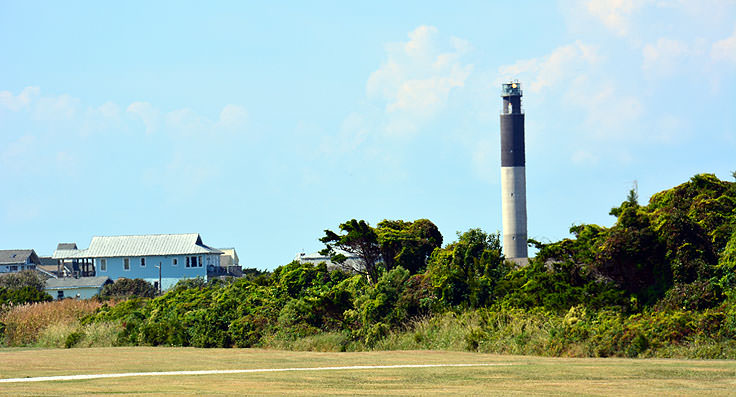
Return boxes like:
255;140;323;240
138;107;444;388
500;81;528;264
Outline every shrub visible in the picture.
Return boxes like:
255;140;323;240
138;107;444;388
0;270;46;290
99;278;157;299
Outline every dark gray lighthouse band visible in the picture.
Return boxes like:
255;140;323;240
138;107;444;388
500;113;525;167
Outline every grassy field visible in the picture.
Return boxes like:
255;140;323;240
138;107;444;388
1;347;735;396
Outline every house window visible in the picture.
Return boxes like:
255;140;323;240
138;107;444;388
9;265;18;271
198;256;203;267
186;257;190;268
57;290;64;299
100;259;107;272
124;258;130;271
173;258;178;266
190;256;197;267
141;258;146;267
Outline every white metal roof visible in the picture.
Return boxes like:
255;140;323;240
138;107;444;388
53;234;222;259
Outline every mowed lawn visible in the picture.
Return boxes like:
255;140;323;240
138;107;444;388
1;348;735;396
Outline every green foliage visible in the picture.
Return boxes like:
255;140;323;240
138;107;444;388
321;219;382;282
375;219;443;274
0;271;52;306
347;267;412;345
64;330;84;348
426;229;505;307
0;270;46;291
99;278;157;299
6;177;736;359
0;286;53;306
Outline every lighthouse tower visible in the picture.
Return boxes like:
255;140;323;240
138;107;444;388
500;81;528;264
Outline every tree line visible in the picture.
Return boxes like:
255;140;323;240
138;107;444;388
2;173;735;357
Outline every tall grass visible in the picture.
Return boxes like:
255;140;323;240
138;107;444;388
0;299;103;346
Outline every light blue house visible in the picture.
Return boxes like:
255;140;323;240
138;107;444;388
52;234;222;291
45;276;112;300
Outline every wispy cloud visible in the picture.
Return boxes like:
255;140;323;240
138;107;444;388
498;40;600;94
0;86;39;111
642;38;691;75
712;26;736;64
126;101;160;134
366;25;473;137
583;0;646;37
216;104;248;131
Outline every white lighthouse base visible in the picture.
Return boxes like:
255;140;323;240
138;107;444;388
501;166;528;262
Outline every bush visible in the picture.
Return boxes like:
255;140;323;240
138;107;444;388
0;286;52;307
99;278;157;299
0;270;46;291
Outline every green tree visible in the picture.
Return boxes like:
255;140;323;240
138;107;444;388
0;270;46;291
320;219;382;283
426;229;505;307
375;218;443;274
99;278;157;299
595;198;668;303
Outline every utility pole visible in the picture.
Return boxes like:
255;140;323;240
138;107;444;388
156;262;162;295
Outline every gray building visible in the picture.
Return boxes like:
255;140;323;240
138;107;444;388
45;276;112;300
294;249;364;273
0;249;40;273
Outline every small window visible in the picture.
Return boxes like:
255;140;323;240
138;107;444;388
124;258;130;271
186;257;190;268
10;265;18;271
57;290;64;299
100;259;107;272
173;258;178;266
198;256;203;267
190;256;197;267
141;258;146;267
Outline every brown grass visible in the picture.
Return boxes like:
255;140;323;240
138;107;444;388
1;348;735;396
0;299;103;346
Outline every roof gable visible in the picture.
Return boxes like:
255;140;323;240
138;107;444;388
0;249;38;265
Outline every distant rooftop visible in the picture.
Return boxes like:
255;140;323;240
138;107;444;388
0;249;39;265
53;233;222;259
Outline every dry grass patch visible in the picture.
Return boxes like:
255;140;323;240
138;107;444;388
1;348;735;396
0;299;104;346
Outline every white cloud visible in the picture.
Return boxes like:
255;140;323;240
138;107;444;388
711;26;736;64
642;38;690;75
366;25;473;137
126;101;159;134
216;104;248;130
583;0;647;37
563;77;643;140
81;101;122;136
0;86;39;111
33;94;79;121
165;108;208;135
498;41;600;93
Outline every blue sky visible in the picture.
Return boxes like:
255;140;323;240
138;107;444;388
2;1;735;269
